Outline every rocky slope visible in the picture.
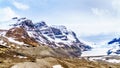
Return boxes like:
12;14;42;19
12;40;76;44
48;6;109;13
0;46;120;68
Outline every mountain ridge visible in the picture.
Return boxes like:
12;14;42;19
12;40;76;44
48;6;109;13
0;17;92;57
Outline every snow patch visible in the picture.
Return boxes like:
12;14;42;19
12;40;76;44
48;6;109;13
8;37;24;45
0;40;7;46
52;65;63;68
89;57;105;61
0;40;3;44
106;59;120;63
13;55;27;59
67;33;76;41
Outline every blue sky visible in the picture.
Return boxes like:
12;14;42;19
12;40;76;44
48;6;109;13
1;0;120;44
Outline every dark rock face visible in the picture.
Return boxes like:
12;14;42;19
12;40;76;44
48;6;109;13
107;38;120;55
51;27;62;35
35;21;47;28
13;19;35;31
71;31;80;43
108;38;120;44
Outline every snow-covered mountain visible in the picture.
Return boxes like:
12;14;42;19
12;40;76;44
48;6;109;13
107;38;120;55
0;18;91;53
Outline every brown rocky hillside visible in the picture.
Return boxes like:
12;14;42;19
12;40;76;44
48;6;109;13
5;27;39;47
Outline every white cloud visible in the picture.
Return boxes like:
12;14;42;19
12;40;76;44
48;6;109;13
91;8;109;16
13;1;29;10
112;0;120;14
65;19;120;37
0;7;19;21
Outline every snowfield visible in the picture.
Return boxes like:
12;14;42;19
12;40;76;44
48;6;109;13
81;48;108;56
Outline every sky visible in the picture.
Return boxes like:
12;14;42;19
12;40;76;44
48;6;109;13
1;0;120;44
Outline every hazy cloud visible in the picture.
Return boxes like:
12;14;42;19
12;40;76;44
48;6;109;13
112;0;120;15
91;8;110;17
13;1;29;10
0;7;19;21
